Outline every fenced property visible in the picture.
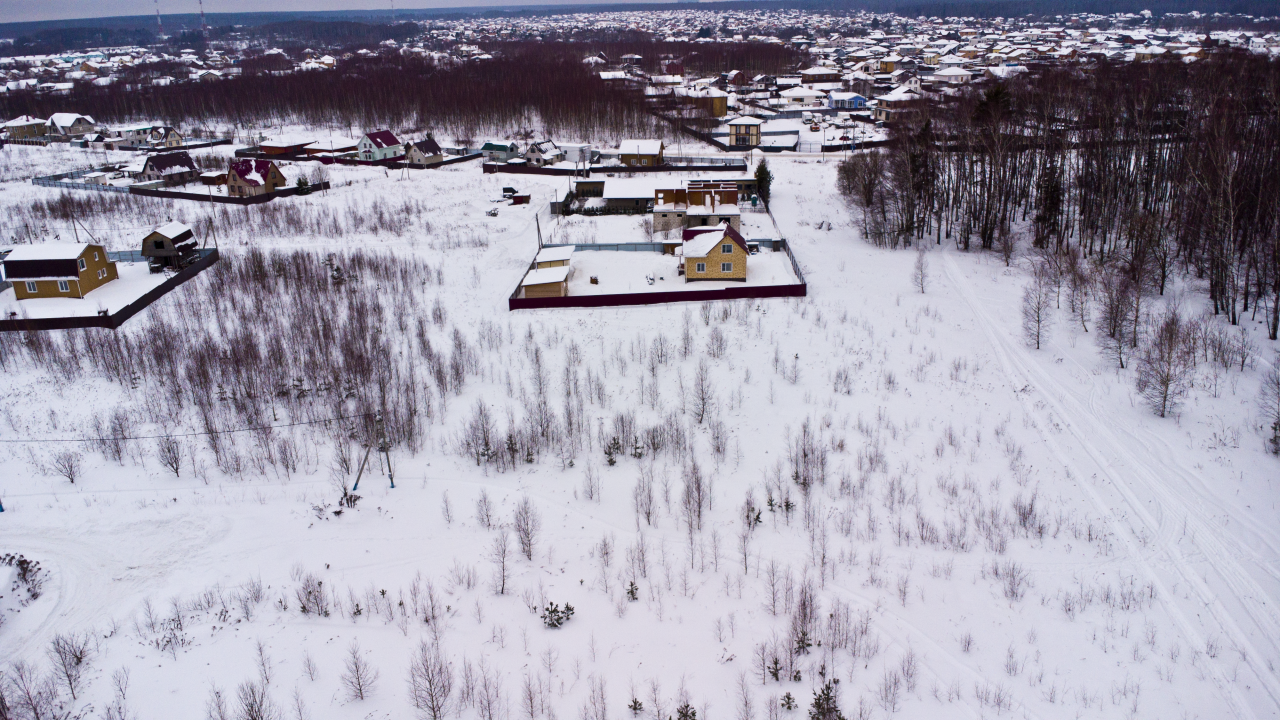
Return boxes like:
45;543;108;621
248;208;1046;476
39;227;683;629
508;239;806;311
30;167;331;204
0;248;219;332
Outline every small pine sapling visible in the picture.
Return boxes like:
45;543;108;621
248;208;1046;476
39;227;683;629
629;698;645;716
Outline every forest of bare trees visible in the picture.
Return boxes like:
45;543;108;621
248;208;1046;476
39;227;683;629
838;51;1280;344
0;41;798;143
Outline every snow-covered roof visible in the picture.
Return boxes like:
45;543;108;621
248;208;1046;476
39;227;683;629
522;266;570;286
152;221;193;241
619;139;662;155
602;178;667;200
727;116;765;126
535;246;574;263
4;243;90;262
683;224;748;258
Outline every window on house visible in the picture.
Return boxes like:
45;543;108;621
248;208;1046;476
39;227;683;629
25;281;37;293
722;244;733;254
94;252;99;261
722;262;733;273
154;240;164;250
78;258;86;271
58;280;69;293
696;263;706;273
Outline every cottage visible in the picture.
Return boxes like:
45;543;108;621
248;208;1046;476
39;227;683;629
654;180;741;235
113;123;156;145
358;130;404;162
779;86;827;106
727;116;764;148
148;126;184;148
138;151;198;186
480;141;521;162
4;115;47;139
872;87;923;123
827;92;867;110
682;224;749;282
405;137;444;166
932;67;974;84
525;140;565;167
227;159;287;197
618;139;664;167
46;113;96;139
3;243;118;299
521;266;570;298
140;221;198;270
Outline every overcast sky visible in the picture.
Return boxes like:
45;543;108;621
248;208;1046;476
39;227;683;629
5;0;584;25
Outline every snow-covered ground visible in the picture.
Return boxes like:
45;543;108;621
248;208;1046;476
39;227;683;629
0;150;1277;720
0;262;165;319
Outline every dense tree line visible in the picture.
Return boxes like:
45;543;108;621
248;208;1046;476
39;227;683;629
839;51;1280;342
0;47;671;142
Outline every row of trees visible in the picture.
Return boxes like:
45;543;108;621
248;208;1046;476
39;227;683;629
839;52;1280;340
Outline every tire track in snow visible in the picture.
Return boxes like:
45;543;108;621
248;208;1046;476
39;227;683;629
941;251;1280;719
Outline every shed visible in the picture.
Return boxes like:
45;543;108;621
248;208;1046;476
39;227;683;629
535;246;574;268
521;266;570;298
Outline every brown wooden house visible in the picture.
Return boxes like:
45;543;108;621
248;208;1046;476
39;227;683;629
140;221;198;271
227;159;287;197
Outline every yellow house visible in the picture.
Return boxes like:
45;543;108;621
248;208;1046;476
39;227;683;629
3;243;118;299
682;224;748;282
619;139;664;167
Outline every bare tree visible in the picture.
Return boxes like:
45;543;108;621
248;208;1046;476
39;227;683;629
48;631;91;700
408;639;453;720
341;640;379;701
633;467;656;528
513;496;541;561
157;436;182;477
911;246;928;294
237;679;279;720
51;451;82;485
1137;307;1195;418
691;361;714;424
6;661;57;720
1021;265;1054;350
475;490;494;529
491;530;512;595
1262;355;1280;454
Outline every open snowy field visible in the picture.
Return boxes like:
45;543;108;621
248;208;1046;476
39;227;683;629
0;152;1277;720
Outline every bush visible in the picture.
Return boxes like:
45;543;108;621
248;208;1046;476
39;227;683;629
541;602;574;628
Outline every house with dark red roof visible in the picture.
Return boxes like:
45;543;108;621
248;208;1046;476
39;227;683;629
357;130;404;162
138;151;198;186
227;159;287;197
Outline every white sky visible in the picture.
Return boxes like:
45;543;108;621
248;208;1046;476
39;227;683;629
4;0;633;26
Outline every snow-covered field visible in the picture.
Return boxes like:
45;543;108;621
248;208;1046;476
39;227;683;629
0;147;1277;720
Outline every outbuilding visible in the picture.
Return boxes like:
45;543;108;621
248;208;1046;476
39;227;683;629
140;221;198;270
521;266;570;298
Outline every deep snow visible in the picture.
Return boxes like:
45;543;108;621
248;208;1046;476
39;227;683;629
0;146;1277;720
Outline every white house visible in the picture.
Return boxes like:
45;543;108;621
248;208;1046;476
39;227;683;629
357;130;404;161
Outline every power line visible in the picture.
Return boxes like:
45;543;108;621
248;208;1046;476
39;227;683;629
0;412;375;445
